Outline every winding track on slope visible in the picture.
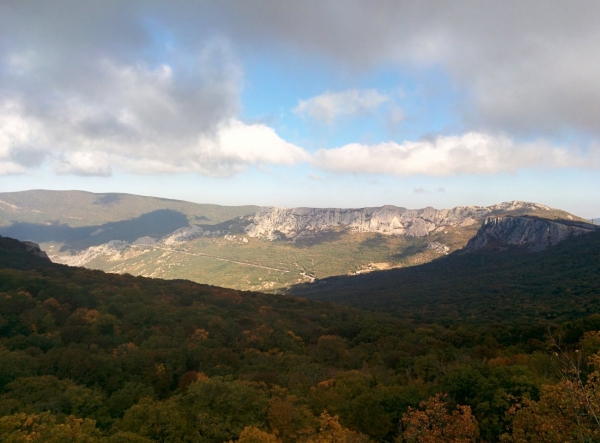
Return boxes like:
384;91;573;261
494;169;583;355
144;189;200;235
130;243;293;273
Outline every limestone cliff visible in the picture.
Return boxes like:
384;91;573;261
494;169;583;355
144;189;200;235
464;216;597;252
22;241;50;260
243;201;553;241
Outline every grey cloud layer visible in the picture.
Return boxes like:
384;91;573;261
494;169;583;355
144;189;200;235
194;0;600;135
0;2;309;175
1;1;599;176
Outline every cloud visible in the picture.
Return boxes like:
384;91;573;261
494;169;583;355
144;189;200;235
413;187;427;194
2;0;600;179
0;96;308;176
294;89;389;124
54;152;113;177
0;162;25;175
0;36;308;176
170;1;600;137
313;132;599;176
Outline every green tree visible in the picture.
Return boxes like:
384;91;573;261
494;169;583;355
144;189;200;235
0;412;104;443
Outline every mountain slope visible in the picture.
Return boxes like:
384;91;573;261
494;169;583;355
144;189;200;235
0;189;259;228
464;216;596;252
47;201;582;290
289;222;600;325
3;237;600;442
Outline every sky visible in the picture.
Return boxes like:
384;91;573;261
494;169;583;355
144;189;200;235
0;1;599;217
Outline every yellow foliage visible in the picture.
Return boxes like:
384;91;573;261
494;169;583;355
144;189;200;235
306;412;372;443
398;394;479;443
0;412;103;442
229;426;279;443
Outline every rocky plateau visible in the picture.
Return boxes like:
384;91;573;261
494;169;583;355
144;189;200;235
243;201;553;241
48;200;584;268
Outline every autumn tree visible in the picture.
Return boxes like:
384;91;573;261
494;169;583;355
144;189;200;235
503;351;600;442
306;412;372;443
0;412;103;443
267;392;318;442
229;426;280;443
398;394;479;443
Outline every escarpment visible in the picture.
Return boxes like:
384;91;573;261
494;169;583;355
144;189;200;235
464;216;597;252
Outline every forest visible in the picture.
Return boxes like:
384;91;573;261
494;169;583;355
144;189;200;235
1;235;600;442
291;229;600;327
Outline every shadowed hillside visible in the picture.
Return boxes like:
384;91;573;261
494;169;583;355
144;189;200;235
289;228;600;326
0;209;190;252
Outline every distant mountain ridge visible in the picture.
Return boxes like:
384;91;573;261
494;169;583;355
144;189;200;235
0;190;594;291
0;189;259;228
243;201;561;241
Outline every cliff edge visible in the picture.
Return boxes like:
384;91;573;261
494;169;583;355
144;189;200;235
464;216;597;252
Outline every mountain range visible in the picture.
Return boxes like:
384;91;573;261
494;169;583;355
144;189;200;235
1;196;600;441
0;190;596;293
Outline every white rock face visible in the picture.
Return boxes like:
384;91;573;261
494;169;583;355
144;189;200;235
162;226;204;245
49;201;578;267
244;201;551;241
465;216;596;252
52;240;131;266
427;241;450;254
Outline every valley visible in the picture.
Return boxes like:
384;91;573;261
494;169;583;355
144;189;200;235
4;4;600;442
1;190;592;292
1;218;600;442
0;191;598;442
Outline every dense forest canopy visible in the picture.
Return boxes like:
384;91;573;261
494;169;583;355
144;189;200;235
1;235;600;442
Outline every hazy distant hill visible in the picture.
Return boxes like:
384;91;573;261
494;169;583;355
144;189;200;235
0;189;259;228
0;190;593;291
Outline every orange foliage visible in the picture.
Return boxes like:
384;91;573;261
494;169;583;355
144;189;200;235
399;394;479;443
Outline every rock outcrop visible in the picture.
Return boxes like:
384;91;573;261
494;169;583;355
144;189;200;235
243;201;553;241
49;201;585;267
55;240;132;266
427;241;450;254
22;241;50;260
464;216;597;252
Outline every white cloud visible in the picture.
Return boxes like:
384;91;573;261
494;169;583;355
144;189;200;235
54;152;113;177
0;43;309;177
3;1;600;181
0;162;25;175
314;132;598;176
0;96;309;176
207;120;309;166
294;89;389;124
